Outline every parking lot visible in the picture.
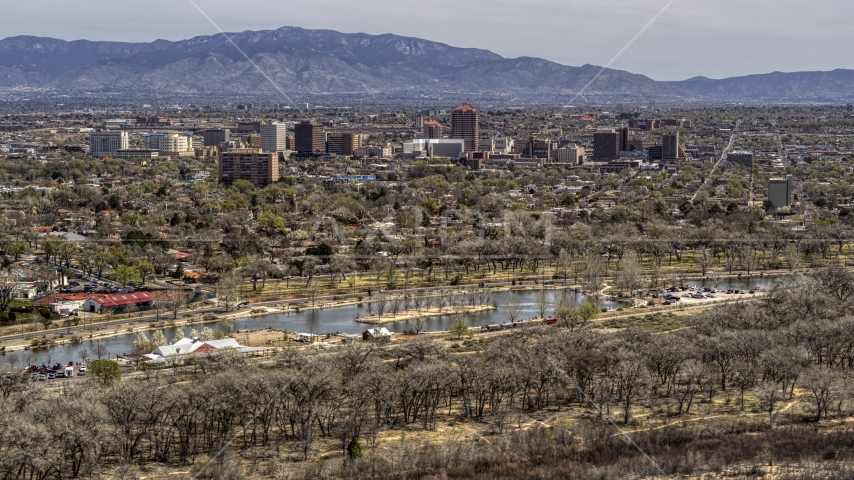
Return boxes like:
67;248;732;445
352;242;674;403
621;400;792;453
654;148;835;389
652;285;764;305
58;273;135;295
18;363;87;383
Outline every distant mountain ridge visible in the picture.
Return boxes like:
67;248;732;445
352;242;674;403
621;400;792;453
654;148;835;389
667;69;854;102
0;27;852;103
0;27;687;99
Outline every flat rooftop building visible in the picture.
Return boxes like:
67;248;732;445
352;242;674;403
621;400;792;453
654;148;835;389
728;151;755;167
295;121;325;153
89;131;129;157
218;149;279;187
593;129;619;162
260;123;288;154
768;175;794;209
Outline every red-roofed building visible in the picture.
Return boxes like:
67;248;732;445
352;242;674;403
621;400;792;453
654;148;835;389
451;103;479;152
423;119;443;139
83;292;160;313
83;290;192;313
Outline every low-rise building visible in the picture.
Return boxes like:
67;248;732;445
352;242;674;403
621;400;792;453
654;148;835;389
728;151;755;167
144;337;268;363
403;139;465;158
115;149;159;160
355;146;393;158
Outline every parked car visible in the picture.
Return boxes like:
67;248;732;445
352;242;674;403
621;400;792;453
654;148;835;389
38;374;46;381
48;372;56;380
78;366;86;376
236;302;249;308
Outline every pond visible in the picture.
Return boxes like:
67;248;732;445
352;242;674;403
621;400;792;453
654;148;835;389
9;282;758;367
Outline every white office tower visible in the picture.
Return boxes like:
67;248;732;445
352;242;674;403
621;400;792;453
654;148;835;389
260;123;288;153
89;131;129;157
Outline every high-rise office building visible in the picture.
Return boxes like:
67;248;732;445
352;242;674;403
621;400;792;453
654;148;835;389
662;131;681;160
260;123;288;153
768;175;794;209
451;103;479;152
415;115;424;129
294;121;325;153
89;131;129;157
618;126;629;153
218;149;280;187
326;133;362;155
203;129;230;147
423;120;443;139
593;130;620;161
519;137;551;159
326;135;343;155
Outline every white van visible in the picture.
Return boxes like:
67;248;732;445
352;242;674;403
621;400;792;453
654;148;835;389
65;367;74;377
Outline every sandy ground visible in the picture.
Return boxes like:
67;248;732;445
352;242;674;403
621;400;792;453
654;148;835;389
357;305;497;325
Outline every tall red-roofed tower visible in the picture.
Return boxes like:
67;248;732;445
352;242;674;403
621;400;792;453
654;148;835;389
451;103;479;152
423;120;443;139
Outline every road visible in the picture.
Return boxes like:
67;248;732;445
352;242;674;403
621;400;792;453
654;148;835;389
692;127;738;203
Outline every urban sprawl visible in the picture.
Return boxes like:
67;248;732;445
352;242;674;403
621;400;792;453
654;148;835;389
2;101;854;478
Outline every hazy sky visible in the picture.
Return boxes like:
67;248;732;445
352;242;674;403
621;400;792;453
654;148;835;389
5;0;853;80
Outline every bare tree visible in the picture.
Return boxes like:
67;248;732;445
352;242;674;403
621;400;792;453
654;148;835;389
412;316;426;335
741;245;759;276
504;295;523;323
534;288;551;319
801;368;839;422
95;343;108;361
215;273;241;312
786;242;801;273
0;269;20;313
584;253;604;297
375;296;388;322
614;351;649;424
390;296;403;317
759;381;786;427
615;250;643;297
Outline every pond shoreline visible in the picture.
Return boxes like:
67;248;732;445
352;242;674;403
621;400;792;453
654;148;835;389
356;305;497;325
0;274;792;361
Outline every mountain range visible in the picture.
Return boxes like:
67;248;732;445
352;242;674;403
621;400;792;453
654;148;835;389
0;26;852;103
